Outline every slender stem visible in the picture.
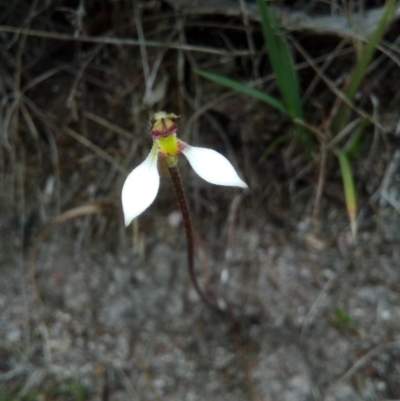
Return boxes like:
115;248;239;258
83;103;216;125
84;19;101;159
167;163;217;311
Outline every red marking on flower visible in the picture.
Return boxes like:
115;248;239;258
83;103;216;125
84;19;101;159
177;140;186;152
151;119;178;138
157;140;186;158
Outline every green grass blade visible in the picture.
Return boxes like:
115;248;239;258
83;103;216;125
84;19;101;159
194;68;287;114
332;0;398;135
343;119;368;158
256;0;312;150
336;148;357;236
256;0;299;116
258;133;291;163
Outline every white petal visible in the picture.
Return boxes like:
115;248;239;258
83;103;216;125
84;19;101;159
182;145;248;188
122;146;159;226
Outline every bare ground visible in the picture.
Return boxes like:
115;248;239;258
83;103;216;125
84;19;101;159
1;190;400;400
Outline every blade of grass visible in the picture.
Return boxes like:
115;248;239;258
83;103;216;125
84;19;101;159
194;68;287;114
331;0;396;235
256;0;312;150
256;0;299;118
259;133;291;163
336;148;357;236
332;0;398;135
343;118;369;158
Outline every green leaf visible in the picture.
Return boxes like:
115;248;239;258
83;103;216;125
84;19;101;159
332;0;398;135
194;68;287;114
258;133;291;163
256;0;312;150
336;149;357;236
343;119;369;158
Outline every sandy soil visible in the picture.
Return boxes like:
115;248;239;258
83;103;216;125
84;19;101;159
1;195;400;400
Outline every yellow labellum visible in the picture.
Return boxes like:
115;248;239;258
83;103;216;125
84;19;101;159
157;133;179;156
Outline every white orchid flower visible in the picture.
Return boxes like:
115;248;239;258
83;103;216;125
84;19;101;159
122;112;248;226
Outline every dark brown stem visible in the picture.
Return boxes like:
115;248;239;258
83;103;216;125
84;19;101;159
167;163;218;311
